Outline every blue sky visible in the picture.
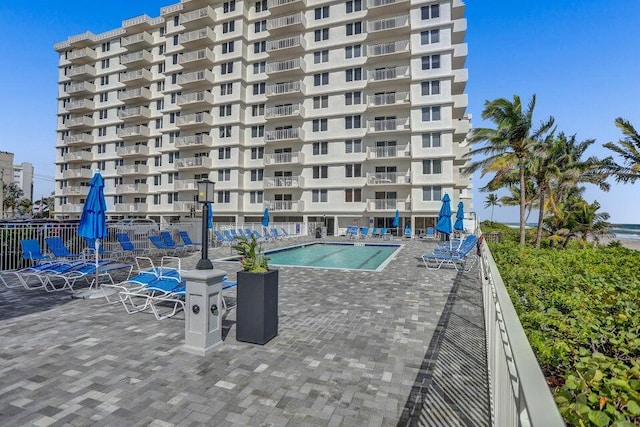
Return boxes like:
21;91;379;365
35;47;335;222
0;0;638;223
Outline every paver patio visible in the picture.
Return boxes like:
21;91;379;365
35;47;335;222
0;237;489;426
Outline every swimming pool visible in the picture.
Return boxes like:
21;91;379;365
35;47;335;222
220;242;403;271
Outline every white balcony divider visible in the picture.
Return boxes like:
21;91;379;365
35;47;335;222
368;66;410;81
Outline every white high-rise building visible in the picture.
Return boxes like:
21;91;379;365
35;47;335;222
13;162;34;202
54;0;470;234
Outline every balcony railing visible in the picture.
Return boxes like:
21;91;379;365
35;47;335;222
121;32;153;48
116;145;150;157
265;103;303;120
120;68;152;84
173;201;199;212
368;91;410;107
66;98;94;112
179;27;215;46
368;198;397;210
179;48;215;66
60;186;90;196
177;90;214;106
367;118;410;133
175;156;213;169
367;145;410;159
266;35;305;53
264;151;303;165
368;66;410;82
116;183;149;194
62;169;93;179
64;133;93;145
65;116;94;128
58;204;85;213
66;81;95;94
180;6;215;27
117;106;151;121
117;125;150;139
268;0;306;9
265;200;302;212
176;112;213;127
63;151;92;162
67;64;96;78
117;164;150;175
175;134;213;148
115;203;148;213
267;12;305;32
173;180;198;191
366;171;411;185
117;87;152;101
264;176;303;188
67;47;96;63
368;40;410;57
120;50;153;65
178;69;215;86
367;15;409;33
367;0;408;8
266;80;304;97
266;57;304;74
265;127;302;142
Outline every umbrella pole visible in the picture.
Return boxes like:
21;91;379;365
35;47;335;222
95;239;100;289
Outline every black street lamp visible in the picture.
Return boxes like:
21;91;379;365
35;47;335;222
196;179;215;270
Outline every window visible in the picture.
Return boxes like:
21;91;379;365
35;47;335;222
251;147;264;159
345;115;361;129
101;41;110;52
168;152;180;164
312;189;328;203
313;50;329;64
97;143;106;153
346;0;362;13
218;147;231;159
153;175;162;186
422;106;442;121
312;118;328;132
314;6;329;19
313;95;328;109
253;82;266;95
217;191;231;203
254;41;266;54
250;169;264;181
345;91;362;105
99;92;108;102
421;80;441;95
253;61;266;74
422;185;442;201
173;16;179;26
422;159;442;174
312;141;328;155
251;125;265;138
100;75;109;86
222;20;235;33
255;0;267;12
251;104;265;116
219;125;232;137
345;139;362;153
219;104;232;117
422;132;442;148
313;165;328;179
155;118;163;129
153;194;161;205
421;29;440;45
155;137;162;148
250;191;264;203
222;41;234;54
218;169;231;181
220;83;233;95
221;61;234;74
421;4;440;19
422;54;441;70
97;126;106;137
346;22;362;36
157;62;165;73
255;20;267;33
313;72;329;86
345;67;362;82
101;58;110;69
223;0;236;13
173;35;179;46
99;109;108;119
156;99;164;111
345;189;362;202
345;44;362;59
154;156;162;167
314;28;329;42
345;163;362;177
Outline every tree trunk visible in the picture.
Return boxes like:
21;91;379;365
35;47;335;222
519;158;526;246
491;205;494;222
535;187;546;249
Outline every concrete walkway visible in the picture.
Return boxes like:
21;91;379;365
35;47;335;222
0;237;489;426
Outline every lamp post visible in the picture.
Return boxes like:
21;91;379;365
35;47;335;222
196;179;215;270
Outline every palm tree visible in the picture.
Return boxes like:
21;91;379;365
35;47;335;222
16;198;33;217
464;94;555;245
499;181;538;224
2;182;24;217
484;194;501;222
603;118;640;183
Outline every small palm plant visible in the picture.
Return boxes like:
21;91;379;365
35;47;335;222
232;235;269;273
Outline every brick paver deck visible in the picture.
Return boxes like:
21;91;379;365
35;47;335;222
0;237;489;426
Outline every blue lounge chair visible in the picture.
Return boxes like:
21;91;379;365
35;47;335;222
422;235;478;271
223;229;237;242
116;233;149;257
280;228;295;239
271;228;283;240
43;260;132;292
178;230;200;251
1;260;68;290
371;227;381;238
20;239;51;264
149;235;175;255
214;230;233;247
160;231;187;254
423;227;436;239
359;227;370;239
85;237;120;259
380;228;391;240
45;237;84;260
404;226;413;239
346;226;358;239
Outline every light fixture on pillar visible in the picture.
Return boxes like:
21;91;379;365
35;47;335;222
196;179;215;270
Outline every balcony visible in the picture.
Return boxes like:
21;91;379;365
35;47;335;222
180;6;215;29
120;50;153;66
67;47;97;64
266;57;305;75
178;48;215;68
175;156;214;170
118;87;152;102
117;164;150;175
176;112;213;128
452;18;467;45
267;12;305;34
366;198;411;211
452;69;468;94
367;91;410;108
62;169;93;179
66;98;94;112
368;40;410;58
178;69;215;88
60;186;90;196
366;0;409;16
65;116;94;129
367;15;409;35
175;134;214;149
266;80;304;97
115;203;148;213
367;117;410;133
367;145;410;159
117;125;150;140
120;68;153;85
265;103;304;120
172;201;198;212
453;43;468;69
366;172;411;185
116;144;150;157
368;66;410;83
173;180;198;191
265;127;303;142
179;27;215;47
264;176;303;189
67;64;96;79
64;133;93;145
66;81;96;95
116;183;149;194
63;151;92;163
267;0;306;11
58;204;84;213
117;106;152;122
121;31;154;49
177;90;214;108
264;200;303;212
266;35;306;54
264;151;304;165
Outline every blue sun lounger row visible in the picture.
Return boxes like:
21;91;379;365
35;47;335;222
422;234;479;271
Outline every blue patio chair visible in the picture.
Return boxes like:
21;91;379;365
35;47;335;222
160;231;187;254
252;229;265;241
1;259;67;290
43;259;132;293
149;235;175;255
380;227;391;240
45;237;84;260
116;233;149;257
359;227;370;239
214;230;233;247
404;226;413;239
223;229;237;242
271;228;283;240
263;228;274;240
371;227;381;238
85;237;120;259
345;226;358;239
422;235;478;271
280;228;295;239
20;239;51;264
178;230;200;251
423;227;436;239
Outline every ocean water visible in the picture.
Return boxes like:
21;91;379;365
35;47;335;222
503;223;640;240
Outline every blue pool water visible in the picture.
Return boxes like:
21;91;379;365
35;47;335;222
222;242;403;271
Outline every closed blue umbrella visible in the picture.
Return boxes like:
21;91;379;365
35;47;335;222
454;201;465;232
435;194;453;249
262;207;270;227
78;171;107;288
207;202;213;229
391;209;400;228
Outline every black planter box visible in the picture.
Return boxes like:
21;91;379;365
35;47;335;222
236;269;278;345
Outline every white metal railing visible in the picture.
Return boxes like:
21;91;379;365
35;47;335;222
66;116;93;127
267;58;302;74
265;200;299;211
67;47;96;62
480;236;565;427
370;198;397;209
264;151;301;164
63;151;92;162
117;106;150;120
67;65;96;78
179;27;215;44
368;118;410;132
180;6;214;24
117;164;149;175
60;186;89;196
179;48;214;65
266;35;304;52
175;157;213;168
368;91;410;106
268;0;304;7
368;40;410;57
367;145;409;159
62;169;93;179
173;180;197;191
118;87;151;101
121;32;152;47
367;171;411;184
175;134;213;148
66;82;95;94
368;66;410;82
120;69;151;83
368;15;409;32
368;0;408;7
177;91;214;106
267;12;304;31
177;112;212;126
266;80;303;96
64;133;93;144
178;69;214;85
264;176;302;188
66;98;94;111
120;50;152;64
117;125;150;138
116;145;149;156
265;127;302;141
116;183;149;194
265;103;302;119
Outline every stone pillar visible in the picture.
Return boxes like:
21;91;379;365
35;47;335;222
182;269;226;356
